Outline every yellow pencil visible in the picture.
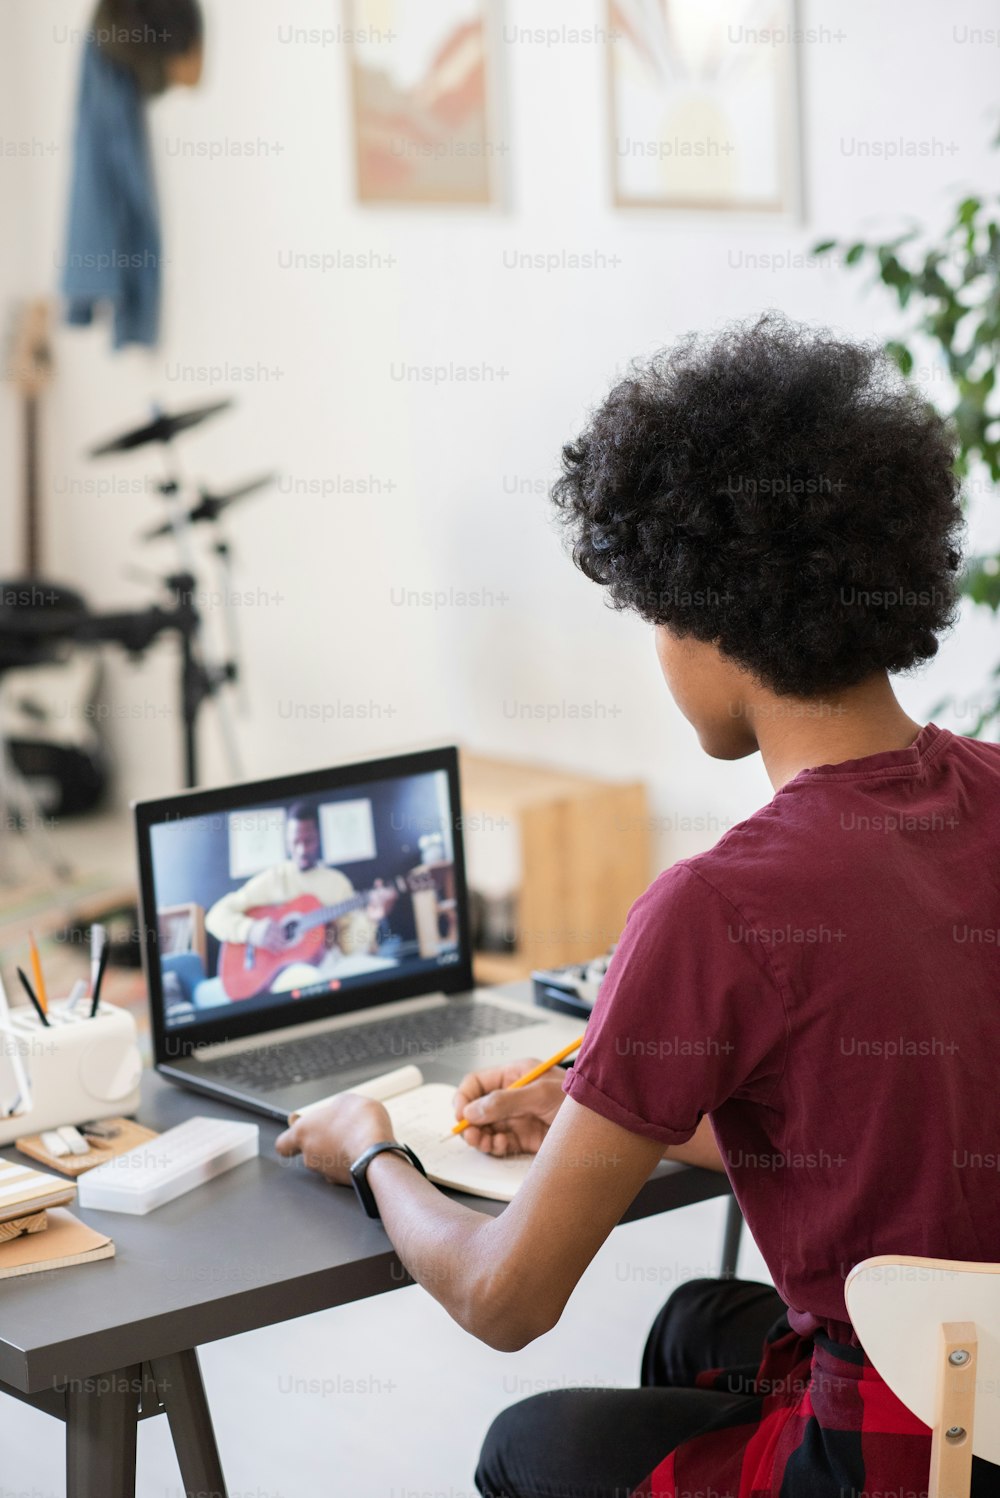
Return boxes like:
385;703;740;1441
450;1033;586;1136
27;933;48;1015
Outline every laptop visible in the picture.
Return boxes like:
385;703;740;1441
135;746;585;1122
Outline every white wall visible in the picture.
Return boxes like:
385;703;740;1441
7;0;1000;868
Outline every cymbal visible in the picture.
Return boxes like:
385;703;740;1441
141;473;277;540
89;399;234;456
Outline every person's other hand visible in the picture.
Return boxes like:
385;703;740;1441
275;1095;394;1185
452;1059;567;1157
248;916;288;952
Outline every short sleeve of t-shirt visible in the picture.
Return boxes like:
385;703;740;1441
563;863;789;1145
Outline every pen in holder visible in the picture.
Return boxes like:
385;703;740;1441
0;999;142;1148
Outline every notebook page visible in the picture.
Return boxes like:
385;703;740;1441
385;1083;533;1203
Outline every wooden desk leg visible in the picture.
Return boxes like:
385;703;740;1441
65;1364;140;1498
151;1348;228;1498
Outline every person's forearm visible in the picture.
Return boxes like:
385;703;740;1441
206;870;278;943
662;1115;726;1171
366;1152;519;1346
204;895;253;944
284;1094;671;1354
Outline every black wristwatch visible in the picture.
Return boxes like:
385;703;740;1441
349;1141;427;1219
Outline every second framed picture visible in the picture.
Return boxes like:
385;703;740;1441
607;0;802;214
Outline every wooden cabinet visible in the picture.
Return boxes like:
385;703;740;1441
459;750;651;984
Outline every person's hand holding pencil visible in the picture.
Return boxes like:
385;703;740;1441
451;1034;584;1157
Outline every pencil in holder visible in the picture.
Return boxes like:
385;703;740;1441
0;999;142;1147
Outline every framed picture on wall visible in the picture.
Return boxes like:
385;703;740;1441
345;0;506;207
319;798;377;864
607;0;802;214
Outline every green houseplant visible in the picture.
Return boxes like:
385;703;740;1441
815;190;1000;735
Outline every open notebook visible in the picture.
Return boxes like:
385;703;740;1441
292;1065;534;1203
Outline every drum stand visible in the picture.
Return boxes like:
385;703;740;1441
153;450;243;790
87;399;263;790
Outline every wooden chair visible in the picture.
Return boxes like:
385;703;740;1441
846;1256;1000;1498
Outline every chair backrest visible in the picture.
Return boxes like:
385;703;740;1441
846;1255;1000;1467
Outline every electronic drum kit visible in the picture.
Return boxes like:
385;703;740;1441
0;398;275;876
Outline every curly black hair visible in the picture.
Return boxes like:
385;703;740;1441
551;315;964;697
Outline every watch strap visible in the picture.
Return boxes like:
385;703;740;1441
349;1140;427;1219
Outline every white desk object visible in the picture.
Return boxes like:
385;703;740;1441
0;1000;142;1147
78;1116;259;1214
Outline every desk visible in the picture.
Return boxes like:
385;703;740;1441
0;1000;738;1498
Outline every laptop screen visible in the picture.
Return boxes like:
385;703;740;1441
135;748;472;1059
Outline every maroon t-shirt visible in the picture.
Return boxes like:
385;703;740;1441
564;723;1000;1342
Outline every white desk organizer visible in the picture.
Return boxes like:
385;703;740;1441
0;1000;142;1147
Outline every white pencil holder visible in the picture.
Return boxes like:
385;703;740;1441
0;1000;142;1147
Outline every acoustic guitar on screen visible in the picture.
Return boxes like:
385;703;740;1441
219;873;436;1001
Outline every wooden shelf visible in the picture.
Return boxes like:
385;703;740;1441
472;951;532;986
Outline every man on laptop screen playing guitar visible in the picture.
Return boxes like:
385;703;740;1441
205;801;399;1000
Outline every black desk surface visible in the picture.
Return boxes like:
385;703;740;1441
0;1029;731;1395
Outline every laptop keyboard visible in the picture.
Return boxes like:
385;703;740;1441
196;1002;546;1094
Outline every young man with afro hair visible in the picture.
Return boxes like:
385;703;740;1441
277;316;1000;1498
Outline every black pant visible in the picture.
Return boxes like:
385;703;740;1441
475;1277;785;1498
